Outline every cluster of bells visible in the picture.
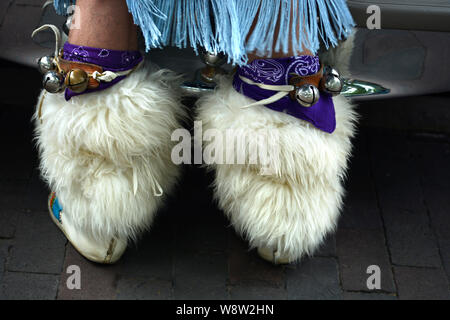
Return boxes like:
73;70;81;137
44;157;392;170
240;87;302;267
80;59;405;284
294;66;343;107
39;52;343;103
38;55;90;94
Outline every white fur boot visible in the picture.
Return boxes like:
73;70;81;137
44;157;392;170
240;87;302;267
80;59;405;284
196;36;357;264
197;79;357;264
34;63;185;263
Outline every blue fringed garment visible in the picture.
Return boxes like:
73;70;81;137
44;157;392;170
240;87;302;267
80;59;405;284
54;0;355;65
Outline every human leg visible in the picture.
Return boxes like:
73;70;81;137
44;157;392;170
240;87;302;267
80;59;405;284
35;0;185;263
196;1;357;264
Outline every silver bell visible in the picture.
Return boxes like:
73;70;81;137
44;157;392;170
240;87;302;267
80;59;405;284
200;49;226;68
38;56;56;74
43;71;65;93
295;84;320;107
320;66;343;96
324;66;340;78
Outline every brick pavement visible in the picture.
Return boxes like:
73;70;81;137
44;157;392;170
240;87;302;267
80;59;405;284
0;57;450;300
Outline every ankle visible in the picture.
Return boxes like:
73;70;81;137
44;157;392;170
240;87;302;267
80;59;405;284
68;0;137;51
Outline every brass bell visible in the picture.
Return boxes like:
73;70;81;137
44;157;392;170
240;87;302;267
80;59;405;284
43;71;65;93
295;84;320;107
65;69;89;93
37;56;56;74
320;66;343;96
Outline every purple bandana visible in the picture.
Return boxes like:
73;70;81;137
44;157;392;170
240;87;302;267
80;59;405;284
62;42;143;101
233;56;336;134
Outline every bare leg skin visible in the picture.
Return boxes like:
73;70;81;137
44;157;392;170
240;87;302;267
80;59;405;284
68;0;137;51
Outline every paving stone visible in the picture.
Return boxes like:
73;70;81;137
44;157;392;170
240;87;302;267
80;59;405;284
0;0;13;27
0;241;10;281
8;211;66;274
0;180;29;212
439;239;450;281
0;106;35;181
369;133;441;268
340;132;384;230
23;168;49;213
175;209;228;255
413;140;450;189
57;245;118;300
314;234;336;257
421;185;450;281
229;284;287;300
228;232;285;287
0;53;41;100
394;266;450;300
343;292;397;300
0;271;58;300
173;251;228;300
116;277;172;300
358;95;450;134
171;166;229;300
0;209;18;239
0;148;34;181
421;186;450;241
286;257;342;300
119;215;174;281
437;239;450;283
336;228;395;293
0;64;42;106
382;213;441;268
174;166;229;254
415;142;450;281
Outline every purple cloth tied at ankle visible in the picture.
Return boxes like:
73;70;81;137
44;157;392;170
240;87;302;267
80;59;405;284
62;42;143;101
233;56;336;134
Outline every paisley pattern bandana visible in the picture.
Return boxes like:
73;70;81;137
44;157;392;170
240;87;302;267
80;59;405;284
62;42;143;101
233;56;336;134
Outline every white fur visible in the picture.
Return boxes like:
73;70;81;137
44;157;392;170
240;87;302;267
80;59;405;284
196;37;358;261
34;63;186;242
319;29;357;78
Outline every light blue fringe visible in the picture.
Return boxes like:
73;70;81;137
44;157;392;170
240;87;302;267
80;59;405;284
54;0;355;65
53;0;75;15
